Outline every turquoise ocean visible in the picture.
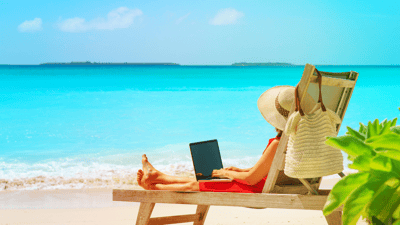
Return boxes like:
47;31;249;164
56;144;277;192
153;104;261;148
1;65;399;190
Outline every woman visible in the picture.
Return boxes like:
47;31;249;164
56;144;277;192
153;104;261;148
137;86;315;193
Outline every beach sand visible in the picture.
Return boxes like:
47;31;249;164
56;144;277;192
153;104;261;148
0;177;368;225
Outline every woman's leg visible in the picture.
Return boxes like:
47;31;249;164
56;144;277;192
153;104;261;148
152;181;200;191
137;169;200;191
140;154;196;184
137;154;197;190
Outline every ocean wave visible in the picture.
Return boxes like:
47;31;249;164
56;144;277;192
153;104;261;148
0;161;197;191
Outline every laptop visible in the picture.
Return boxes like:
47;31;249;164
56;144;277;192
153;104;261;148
189;139;232;182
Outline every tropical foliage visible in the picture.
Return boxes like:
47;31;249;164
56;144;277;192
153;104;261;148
323;118;400;225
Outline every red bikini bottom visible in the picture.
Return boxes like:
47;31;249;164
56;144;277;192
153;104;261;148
198;176;267;193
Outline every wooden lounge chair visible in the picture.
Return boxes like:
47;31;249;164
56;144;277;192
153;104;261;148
113;64;359;225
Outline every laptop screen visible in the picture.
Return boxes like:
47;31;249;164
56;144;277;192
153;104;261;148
189;139;224;180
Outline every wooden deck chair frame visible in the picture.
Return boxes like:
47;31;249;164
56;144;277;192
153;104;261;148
113;64;359;225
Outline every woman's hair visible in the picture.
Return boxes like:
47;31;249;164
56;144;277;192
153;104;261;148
276;128;283;138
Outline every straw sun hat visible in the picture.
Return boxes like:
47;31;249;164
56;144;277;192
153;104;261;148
257;86;316;131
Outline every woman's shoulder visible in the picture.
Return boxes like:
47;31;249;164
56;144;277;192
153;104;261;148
270;138;280;146
263;137;280;154
267;137;280;146
272;136;281;143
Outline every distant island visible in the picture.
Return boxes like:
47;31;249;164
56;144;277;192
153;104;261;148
40;61;180;66
35;61;299;67
231;62;295;66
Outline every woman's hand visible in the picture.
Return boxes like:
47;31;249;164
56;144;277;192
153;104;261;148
211;169;226;178
224;166;241;172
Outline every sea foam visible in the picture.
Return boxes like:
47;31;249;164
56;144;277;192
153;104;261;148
0;161;197;191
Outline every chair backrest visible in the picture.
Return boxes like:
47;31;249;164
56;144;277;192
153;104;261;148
262;64;359;193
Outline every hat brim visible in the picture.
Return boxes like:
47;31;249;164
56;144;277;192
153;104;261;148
257;86;316;131
257;86;292;131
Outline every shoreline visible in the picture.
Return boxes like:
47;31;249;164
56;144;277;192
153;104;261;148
0;169;352;192
1;169;348;192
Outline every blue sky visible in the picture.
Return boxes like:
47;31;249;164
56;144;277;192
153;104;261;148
1;0;399;65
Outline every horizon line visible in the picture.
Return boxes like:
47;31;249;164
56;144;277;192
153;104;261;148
1;63;400;66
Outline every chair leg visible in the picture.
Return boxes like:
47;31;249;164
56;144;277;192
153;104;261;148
136;202;155;225
193;205;210;225
324;211;342;225
299;178;319;195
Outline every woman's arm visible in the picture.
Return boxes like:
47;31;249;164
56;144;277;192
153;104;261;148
212;140;279;185
223;166;252;172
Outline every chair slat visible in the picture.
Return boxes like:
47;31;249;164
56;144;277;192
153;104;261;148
113;189;331;210
310;75;356;88
148;214;199;224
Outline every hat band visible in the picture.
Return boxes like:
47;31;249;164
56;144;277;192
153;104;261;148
275;95;289;118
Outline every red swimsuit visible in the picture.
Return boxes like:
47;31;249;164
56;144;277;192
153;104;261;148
198;137;279;193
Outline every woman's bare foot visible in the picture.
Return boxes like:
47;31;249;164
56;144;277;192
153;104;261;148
141;154;166;184
137;169;153;190
137;169;144;184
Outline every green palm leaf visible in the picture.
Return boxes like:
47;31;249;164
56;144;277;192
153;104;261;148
323;172;369;215
326;136;374;157
366;177;400;223
343;179;382;225
347;126;366;141
367;119;380;138
366;133;400;150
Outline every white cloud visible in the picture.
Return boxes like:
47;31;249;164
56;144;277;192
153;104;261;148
18;18;42;32
59;18;86;32
176;13;190;24
58;7;143;32
209;8;244;25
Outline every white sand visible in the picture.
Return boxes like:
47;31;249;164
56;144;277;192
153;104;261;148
0;177;368;225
